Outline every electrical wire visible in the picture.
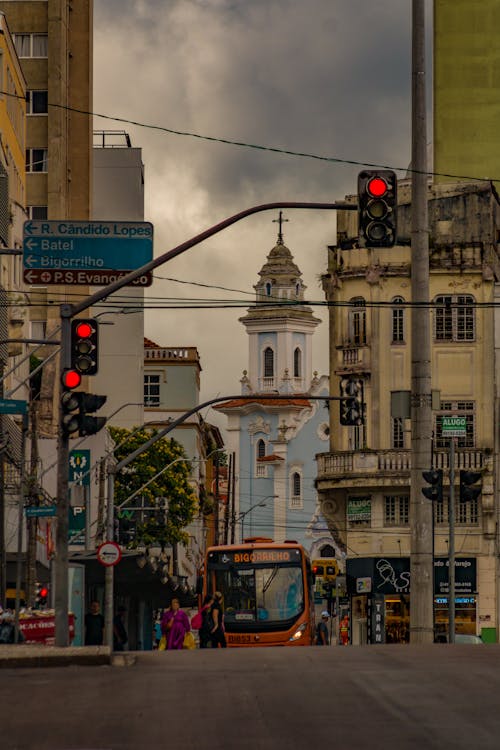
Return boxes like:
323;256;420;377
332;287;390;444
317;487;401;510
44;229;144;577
1;88;498;183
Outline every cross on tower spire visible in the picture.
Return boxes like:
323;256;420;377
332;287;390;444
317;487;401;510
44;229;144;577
272;211;289;244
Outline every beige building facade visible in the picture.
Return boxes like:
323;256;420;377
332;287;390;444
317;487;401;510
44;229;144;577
316;179;499;644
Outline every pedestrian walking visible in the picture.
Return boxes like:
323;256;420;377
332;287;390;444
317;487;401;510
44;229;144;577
315;611;330;645
197;594;214;649
113;606;128;651
210;591;226;648
161;597;191;650
84;601;105;646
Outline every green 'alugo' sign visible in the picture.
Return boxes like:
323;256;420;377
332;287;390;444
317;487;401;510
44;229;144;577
441;416;467;437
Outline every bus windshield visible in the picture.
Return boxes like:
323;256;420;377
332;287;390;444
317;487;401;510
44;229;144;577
210;562;304;629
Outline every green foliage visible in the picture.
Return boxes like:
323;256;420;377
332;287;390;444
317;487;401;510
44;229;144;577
109;427;197;548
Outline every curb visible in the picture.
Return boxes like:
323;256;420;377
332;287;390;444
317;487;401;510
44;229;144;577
0;645;112;668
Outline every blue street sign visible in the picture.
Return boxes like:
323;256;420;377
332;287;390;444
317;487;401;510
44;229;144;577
23;220;153;271
25;506;57;518
0;398;28;415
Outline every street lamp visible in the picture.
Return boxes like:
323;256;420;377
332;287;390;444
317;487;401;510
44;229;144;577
239;495;278;541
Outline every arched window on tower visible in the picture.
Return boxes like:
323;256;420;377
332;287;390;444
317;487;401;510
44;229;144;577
265;282;272;297
295;282;300;296
263;347;274;378
290;471;303;509
293;347;302;378
255;438;267;477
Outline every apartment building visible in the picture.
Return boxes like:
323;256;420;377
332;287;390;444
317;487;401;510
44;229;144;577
316;179;499;645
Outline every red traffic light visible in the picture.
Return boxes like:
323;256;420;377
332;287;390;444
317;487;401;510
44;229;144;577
39;587;49;599
367;176;388;198
75;321;93;339
61;369;82;389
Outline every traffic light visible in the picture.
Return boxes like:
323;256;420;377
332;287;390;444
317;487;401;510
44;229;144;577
459;470;482;502
61;390;107;437
339;377;365;426
61;388;82;436
358;169;397;247
77;393;107;437
117;513;136;545
35;583;49;609
422;469;443;502
71;318;99;375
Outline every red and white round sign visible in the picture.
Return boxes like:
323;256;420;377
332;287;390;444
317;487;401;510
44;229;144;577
97;541;122;567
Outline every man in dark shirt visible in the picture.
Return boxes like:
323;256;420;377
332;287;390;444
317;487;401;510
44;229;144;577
113;606;128;651
316;612;330;645
84;600;105;645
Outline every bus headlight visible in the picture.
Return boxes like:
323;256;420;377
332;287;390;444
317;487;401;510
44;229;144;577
289;623;307;641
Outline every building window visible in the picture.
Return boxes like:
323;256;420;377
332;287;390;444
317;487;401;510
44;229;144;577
265;282;272;296
26;90;48;115
349;298;366;344
348;423;365;451
26;149;48;173
384;495;409;526
14;34;48;58
257;439;266;459
263;347;274;378
30;320;46;340
435;401;475;449
293;347;301;378
391;417;405;449
458;497;479;525
320;544;335;558
144;374;160;407
28;206;48;220
347;496;371;527
434;295;475;341
391;296;405;343
290;471;302;509
255;439;267;477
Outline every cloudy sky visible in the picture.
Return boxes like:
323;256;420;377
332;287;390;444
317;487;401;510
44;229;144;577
93;0;432;418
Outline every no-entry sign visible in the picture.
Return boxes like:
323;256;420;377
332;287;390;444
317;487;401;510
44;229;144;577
97;541;122;567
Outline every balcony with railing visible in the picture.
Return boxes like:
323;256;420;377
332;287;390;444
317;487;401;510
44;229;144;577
316;449;484;485
336;339;371;373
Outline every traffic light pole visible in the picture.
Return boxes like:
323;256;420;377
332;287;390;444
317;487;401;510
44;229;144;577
409;0;434;645
54;312;72;646
449;438;456;643
53;201;356;647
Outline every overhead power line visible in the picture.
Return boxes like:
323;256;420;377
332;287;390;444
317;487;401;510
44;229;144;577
1;89;498;183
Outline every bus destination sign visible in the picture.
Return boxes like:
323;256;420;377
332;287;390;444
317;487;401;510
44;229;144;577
211;549;299;565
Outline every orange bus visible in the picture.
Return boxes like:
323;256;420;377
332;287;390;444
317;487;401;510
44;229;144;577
203;538;315;646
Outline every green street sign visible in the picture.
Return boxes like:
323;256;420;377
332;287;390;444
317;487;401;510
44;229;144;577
0;398;27;415
441;416;467;437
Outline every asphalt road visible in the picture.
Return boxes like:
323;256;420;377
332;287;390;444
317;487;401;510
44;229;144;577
2;645;500;750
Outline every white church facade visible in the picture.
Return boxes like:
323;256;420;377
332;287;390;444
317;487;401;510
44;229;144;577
217;218;337;559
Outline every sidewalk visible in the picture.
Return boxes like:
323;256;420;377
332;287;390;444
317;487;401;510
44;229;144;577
0;644;112;668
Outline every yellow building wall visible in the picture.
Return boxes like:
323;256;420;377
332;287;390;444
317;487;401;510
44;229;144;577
0;18;26;208
434;0;500;189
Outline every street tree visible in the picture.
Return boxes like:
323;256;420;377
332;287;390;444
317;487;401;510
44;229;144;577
109;427;197;549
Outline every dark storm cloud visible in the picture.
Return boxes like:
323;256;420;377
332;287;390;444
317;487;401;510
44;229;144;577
93;0;432;400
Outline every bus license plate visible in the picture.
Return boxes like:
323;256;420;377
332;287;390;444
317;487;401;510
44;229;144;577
228;634;252;644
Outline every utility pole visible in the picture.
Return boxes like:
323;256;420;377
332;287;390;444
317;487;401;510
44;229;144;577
410;0;434;644
448;438;456;643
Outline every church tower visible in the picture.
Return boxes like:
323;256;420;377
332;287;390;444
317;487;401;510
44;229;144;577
239;212;321;396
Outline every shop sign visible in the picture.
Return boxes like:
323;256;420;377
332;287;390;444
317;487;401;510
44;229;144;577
356;577;372;593
347;497;371;522
347;557;411;595
434;557;477;595
369;594;385;644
